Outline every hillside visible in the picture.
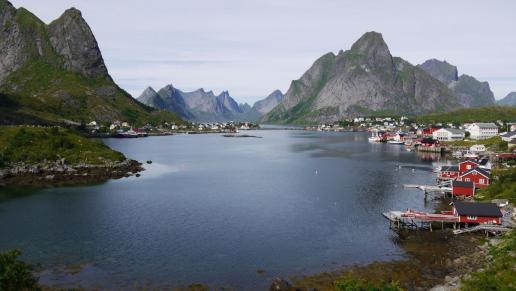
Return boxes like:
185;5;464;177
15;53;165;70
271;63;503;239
416;106;516;124
0;0;182;126
262;32;460;124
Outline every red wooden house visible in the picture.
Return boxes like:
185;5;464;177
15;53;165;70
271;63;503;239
452;201;502;224
422;127;441;136
439;166;460;180
452;180;475;197
457;168;491;188
458;160;479;173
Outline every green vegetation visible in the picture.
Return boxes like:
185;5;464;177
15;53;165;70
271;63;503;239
335;278;402;291
460;229;516;291
0;126;125;165
1;60;183;126
416;106;516;124
475;167;516;203
0;250;40;291
441;136;508;152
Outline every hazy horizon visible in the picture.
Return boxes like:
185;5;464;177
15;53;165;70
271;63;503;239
9;0;516;104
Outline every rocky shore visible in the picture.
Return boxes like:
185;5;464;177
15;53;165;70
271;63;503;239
269;231;487;291
0;158;143;187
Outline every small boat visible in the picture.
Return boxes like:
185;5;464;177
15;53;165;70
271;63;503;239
387;140;405;144
463;151;479;159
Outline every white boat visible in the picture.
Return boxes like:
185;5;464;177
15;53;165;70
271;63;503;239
463;151;479;159
368;130;382;142
387;140;405;144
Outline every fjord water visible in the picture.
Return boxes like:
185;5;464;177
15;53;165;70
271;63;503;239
0;131;439;289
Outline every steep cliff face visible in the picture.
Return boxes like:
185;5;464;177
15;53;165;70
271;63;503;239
48;8;109;78
263;32;459;124
418;59;495;108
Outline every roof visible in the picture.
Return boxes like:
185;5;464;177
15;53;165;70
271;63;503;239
452;180;474;188
471;123;498;129
453;202;502;217
442;166;459;172
478;158;489;166
461;168;491;178
500;131;516;138
440;128;465;135
459;160;479;165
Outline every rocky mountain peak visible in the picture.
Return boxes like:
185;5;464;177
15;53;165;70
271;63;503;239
48;7;109;78
350;31;391;57
497;92;516;106
418;59;458;85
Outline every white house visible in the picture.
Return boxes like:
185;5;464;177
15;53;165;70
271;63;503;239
466;123;498;140
432;128;465;141
500;131;516;142
470;144;486;153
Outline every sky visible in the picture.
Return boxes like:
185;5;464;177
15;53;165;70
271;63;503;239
10;0;516;104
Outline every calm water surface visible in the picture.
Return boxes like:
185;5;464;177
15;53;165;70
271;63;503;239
0;131;443;289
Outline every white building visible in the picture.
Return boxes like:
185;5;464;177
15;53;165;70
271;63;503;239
500;131;516;142
470;144;486;153
466;123;498;140
432;128;465;141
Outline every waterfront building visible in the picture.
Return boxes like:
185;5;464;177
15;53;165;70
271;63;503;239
432;128;465;141
466;123;498;140
452;202;502;225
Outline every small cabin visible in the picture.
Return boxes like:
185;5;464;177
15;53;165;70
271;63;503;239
452;180;475;197
457;168;491;188
452;202;502;224
439;166;460;180
458;160;479;174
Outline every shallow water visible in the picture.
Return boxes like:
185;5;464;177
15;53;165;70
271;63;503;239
0;131;442;289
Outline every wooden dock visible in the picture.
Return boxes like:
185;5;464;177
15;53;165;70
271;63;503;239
403;184;452;194
382;209;457;231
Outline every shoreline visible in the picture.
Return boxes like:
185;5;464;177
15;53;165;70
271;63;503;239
274;230;488;291
0;159;143;187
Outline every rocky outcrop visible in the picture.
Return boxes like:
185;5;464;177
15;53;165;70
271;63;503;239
263;32;459;124
497;92;516;106
48;8;109;78
419;59;495;108
0;158;143;187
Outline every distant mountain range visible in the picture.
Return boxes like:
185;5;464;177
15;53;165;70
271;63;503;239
497;92;516;106
262;32;498;124
0;0;181;125
137;85;283;122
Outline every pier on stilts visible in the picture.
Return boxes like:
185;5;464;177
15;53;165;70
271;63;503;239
382;209;458;231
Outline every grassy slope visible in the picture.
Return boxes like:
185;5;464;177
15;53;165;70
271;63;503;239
460;167;516;290
0;126;124;166
441;136;508;152
416;106;516;124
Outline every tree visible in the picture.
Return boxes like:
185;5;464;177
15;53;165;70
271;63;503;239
0;250;40;291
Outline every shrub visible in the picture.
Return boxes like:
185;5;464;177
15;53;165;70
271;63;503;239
0;250;40;291
335;278;403;291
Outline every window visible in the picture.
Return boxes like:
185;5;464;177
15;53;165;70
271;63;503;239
479;179;485;184
466;165;472;169
465;178;471;182
467;216;477;220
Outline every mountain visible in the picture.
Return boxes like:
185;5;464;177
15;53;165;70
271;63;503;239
0;0;182;125
497;92;516;106
253;90;284;115
138;85;248;122
262;32;460;124
418;59;495;108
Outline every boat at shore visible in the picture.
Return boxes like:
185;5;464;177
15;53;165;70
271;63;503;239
387;140;405;144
